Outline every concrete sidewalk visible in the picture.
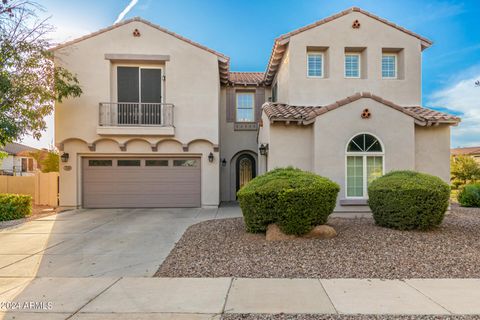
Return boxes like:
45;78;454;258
0;277;479;319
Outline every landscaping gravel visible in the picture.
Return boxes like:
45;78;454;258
156;205;480;279
220;315;480;320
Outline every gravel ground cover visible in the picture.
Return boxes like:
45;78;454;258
156;205;480;278
220;315;480;320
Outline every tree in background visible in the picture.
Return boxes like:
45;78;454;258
28;149;59;172
451;155;480;186
0;0;82;147
41;150;59;173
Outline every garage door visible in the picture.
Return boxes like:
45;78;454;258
82;157;201;208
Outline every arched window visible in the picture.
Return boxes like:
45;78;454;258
346;133;384;198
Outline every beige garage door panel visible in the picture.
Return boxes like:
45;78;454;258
82;158;201;208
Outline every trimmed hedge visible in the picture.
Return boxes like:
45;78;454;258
368;171;450;230
458;183;480;207
237;167;340;235
0;194;32;221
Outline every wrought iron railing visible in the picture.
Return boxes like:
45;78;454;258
99;102;174;126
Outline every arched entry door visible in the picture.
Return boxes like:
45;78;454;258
236;154;256;192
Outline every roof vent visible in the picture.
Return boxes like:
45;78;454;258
133;28;141;37
352;20;361;29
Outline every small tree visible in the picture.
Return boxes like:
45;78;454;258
0;1;82;147
28;149;58;172
451;155;480;185
41;150;59;173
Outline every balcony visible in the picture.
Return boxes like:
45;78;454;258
97;102;175;136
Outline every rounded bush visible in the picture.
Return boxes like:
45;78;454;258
237;167;340;235
368;171;450;230
458;183;480;207
0;194;32;221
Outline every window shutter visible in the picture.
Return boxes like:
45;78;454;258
226;87;236;122
255;87;265;122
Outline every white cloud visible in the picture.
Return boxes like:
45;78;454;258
114;0;139;24
428;66;480;148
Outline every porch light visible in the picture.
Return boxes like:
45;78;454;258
221;158;227;167
60;153;69;163
259;144;269;156
208;152;214;163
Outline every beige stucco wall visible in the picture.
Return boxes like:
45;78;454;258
219;86;270;201
272;46;290;103
274;11;423;106
54;20;221;207
268;123;313;172
415;125;451;182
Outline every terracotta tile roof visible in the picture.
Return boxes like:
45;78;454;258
451;147;480;156
263;92;461;126
50;17;230;84
229;72;265;85
404;106;461;123
264;7;433;85
263;103;318;122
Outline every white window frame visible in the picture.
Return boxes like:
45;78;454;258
345;132;385;199
382;53;398;79
344;53;361;79
235;92;255;122
306;52;324;78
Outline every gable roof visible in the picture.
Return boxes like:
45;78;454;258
228;72;265;86
0;142;40;155
263;92;460;126
264;7;433;85
451;147;480;156
51;17;230;84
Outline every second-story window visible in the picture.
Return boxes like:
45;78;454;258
307;53;323;77
382;54;397;79
345;54;360;78
236;92;255;122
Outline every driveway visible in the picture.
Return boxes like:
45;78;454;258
0;206;242;278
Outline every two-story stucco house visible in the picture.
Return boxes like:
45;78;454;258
53;7;459;211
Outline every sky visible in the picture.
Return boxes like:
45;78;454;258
20;0;480;149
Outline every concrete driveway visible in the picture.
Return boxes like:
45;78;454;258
0;206;241;278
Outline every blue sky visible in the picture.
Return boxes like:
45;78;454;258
25;0;480;148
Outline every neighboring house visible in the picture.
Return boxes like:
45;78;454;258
53;7;460;211
0;143;40;176
451;147;480;164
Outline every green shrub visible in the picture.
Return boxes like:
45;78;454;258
458;183;480;207
237;167;340;235
368;171;450;230
0;194;32;221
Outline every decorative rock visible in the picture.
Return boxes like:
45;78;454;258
303;225;337;239
266;224;297;241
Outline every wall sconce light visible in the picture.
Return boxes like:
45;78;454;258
259;144;269;156
60;153;69;163
208;152;214;163
221;158;227;167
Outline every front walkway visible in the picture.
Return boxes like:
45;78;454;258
0;277;479;318
0;208;479;318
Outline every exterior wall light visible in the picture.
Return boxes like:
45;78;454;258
208;152;214;163
259;144;269;156
60;153;69;163
221;158;227;167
